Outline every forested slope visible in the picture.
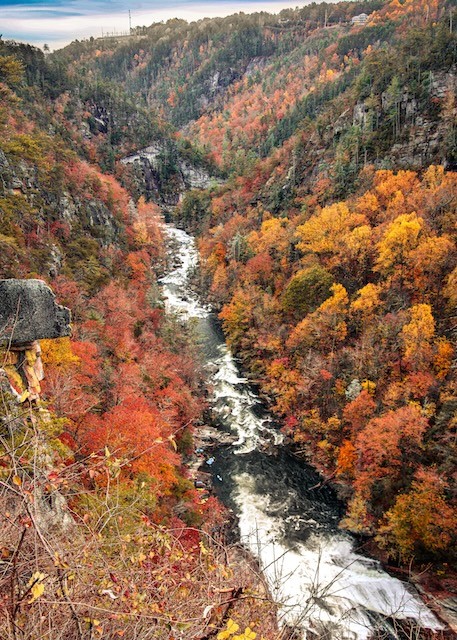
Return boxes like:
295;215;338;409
183;0;457;570
1;0;456;634
0;36;276;640
55;0;457;569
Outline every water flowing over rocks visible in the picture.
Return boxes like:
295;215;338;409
159;224;444;640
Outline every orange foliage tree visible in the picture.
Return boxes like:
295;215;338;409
379;468;456;560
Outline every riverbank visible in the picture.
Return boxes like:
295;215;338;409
184;246;457;637
160;221;450;640
211;350;457;637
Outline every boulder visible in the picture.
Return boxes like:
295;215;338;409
0;279;71;346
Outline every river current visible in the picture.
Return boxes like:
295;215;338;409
159;224;443;640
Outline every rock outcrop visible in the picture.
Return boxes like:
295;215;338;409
0;280;71;403
352;67;457;168
0;279;71;346
121;142;218;206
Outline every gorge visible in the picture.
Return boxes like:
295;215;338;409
0;1;456;637
159;223;444;640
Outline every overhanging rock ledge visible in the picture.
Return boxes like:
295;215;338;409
0;279;71;346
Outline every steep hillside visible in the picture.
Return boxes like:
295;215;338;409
0;37;218;281
55;2;384;127
0;36;277;640
57;0;455;178
179;0;457;575
55;0;457;573
1;0;457;634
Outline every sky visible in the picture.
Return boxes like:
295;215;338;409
0;0;302;50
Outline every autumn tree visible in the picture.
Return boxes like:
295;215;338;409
350;283;383;321
219;287;256;353
378;468;456;561
343;389;376;436
401;303;435;371
282;265;333;320
336;439;358;479
297;202;368;269
375;212;423;289
354;405;429;510
288;283;349;353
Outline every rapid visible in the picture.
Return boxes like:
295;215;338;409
159;224;443;640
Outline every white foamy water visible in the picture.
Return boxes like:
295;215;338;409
235;474;441;639
211;345;283;453
160;223;444;639
159;226;210;319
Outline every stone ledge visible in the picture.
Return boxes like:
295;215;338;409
0;279;71;346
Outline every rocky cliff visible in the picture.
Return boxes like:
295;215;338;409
0;279;71;346
121;142;219;206
0;279;71;403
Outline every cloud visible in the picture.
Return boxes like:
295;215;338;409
0;0;299;50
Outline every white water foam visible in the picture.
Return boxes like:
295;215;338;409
211;343;283;453
159;225;210;319
160;223;444;639
235;473;442;639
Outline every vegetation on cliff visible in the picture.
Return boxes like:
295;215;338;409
68;0;456;569
175;0;457;569
0;31;277;640
1;0;457;635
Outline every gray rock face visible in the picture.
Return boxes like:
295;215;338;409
0;279;71;345
121;142;220;206
350;67;457;168
180;161;213;190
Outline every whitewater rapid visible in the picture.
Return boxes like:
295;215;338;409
159;224;443;640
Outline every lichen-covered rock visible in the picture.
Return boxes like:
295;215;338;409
345;378;363;401
180;161;213;189
0;279;71;345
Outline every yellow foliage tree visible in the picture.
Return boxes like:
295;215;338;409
355;191;380;220
433;338;454;381
401;304;435;370
248;216;289;256
409;234;455;293
40;337;80;370
375;213;423;283
340;492;374;535
350;283;382;318
297;202;367;267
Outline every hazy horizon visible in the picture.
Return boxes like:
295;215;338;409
0;0;310;51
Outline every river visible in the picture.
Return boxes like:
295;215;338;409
159;224;443;640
